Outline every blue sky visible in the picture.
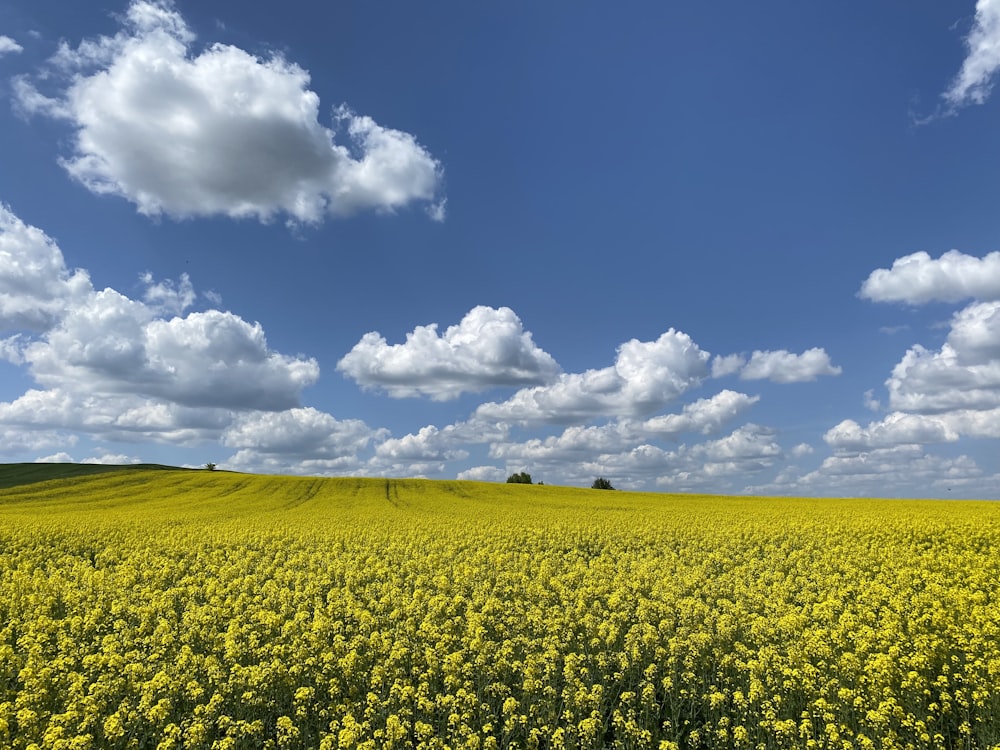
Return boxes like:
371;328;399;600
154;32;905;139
2;0;1000;497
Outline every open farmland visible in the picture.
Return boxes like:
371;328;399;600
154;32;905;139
0;467;998;750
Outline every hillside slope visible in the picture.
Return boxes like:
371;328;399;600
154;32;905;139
0;462;189;490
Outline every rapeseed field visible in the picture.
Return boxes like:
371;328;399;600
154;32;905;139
0;468;998;750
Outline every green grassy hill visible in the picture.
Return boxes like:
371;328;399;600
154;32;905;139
0;461;190;490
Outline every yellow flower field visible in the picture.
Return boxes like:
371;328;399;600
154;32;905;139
0;468;998;750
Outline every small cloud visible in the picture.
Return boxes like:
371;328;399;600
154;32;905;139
711;353;745;378
860;250;1000;305
223;407;384;458
0;35;23;56
739;348;842;383
426;198;447;223
82;452;142;465
0;336;25;365
338;306;560;400
140;271;196;315
475;329;710;424
35;451;75;463
641;390;759;437
457;466;507;482
790;443;814;458
0;203;92;332
943;0;1000;109
0;205;321;447
863;388;881;412
824;413;960;452
888;300;1000;414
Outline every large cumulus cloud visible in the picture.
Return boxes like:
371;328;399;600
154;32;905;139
0;205;319;445
860;250;1000;304
14;0;444;224
0;205;91;332
337;306;560;400
886;301;1000;413
474;329;711;424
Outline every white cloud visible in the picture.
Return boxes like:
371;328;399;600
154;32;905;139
0;427;75;455
489;422;639;465
361;460;450;480
475;329;709;424
16;0;443;224
692;423;783;465
712;347;841;383
790;443;813;458
487;388;754;467
426;198;447;223
220;407;388;476
81;452;142;465
0;336;25;364
828;408;1000;451
751;445;990;498
860;250;1000;304
848;253;1000;481
824;413;960;452
35;452;75;463
641;390;759;437
887;301;1000;413
0;36;23;56
140;271;196;315
738;348;841;383
0;205;322;449
21;294;319;411
337;306;560;400
375;419;509;461
711;353;745;378
371;419;506;471
649;424;783;490
489;421;782;491
0;204;91;332
223;407;384;457
457;465;507;482
943;0;1000;108
10;77;67;119
223;451;367;477
375;425;470;462
0;388;232;444
863;388;881;411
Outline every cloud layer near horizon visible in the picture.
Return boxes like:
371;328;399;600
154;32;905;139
0;202;996;495
337;306;561;400
0;204;321;448
13;0;444;225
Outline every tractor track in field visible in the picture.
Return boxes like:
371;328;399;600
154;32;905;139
280;478;326;510
384;479;405;508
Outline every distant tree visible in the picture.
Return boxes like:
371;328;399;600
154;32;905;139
506;471;532;484
204;462;217;471
591;477;615;490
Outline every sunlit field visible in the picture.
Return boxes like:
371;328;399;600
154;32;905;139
1;467;998;750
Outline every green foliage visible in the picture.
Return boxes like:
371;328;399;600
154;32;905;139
0;462;185;490
506;471;532;484
204;462;217;471
591;476;615;490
